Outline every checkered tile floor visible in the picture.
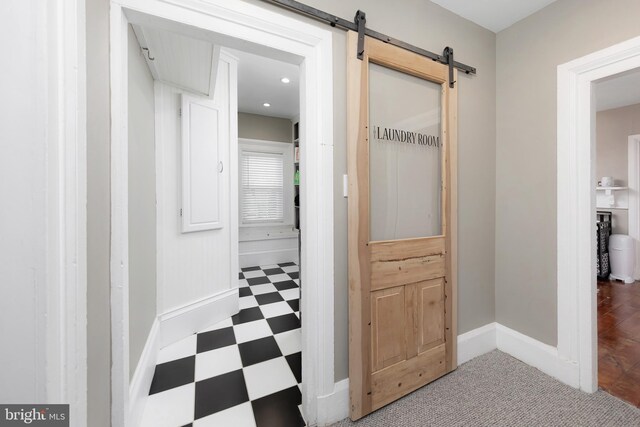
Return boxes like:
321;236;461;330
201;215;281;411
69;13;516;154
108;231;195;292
140;262;304;427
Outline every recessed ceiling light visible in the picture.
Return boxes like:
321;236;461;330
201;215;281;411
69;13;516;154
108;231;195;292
281;77;290;84
263;102;271;107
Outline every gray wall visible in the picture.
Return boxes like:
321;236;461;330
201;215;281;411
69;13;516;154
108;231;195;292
496;0;640;346
238;112;293;142
244;0;497;381
128;25;158;379
596;104;640;235
86;0;111;425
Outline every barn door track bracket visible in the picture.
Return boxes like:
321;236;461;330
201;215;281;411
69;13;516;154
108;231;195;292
259;0;477;76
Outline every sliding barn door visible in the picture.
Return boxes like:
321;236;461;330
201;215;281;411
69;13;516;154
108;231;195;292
347;32;458;420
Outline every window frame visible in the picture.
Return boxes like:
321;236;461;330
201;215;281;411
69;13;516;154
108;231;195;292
238;138;294;227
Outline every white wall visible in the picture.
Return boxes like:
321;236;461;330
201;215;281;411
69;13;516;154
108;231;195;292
0;0;48;402
156;58;236;314
128;25;157;378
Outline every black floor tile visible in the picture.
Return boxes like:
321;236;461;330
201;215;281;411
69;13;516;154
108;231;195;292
196;327;236;353
238;336;282;367
287;299;299;312
194;370;249;420
252;386;304;427
149;356;195;395
273;280;298;291
255;292;284;305
288;271;299;280
241;266;261;272
267;313;300;335
247;276;271;286
239;272;245;279
278;262;296;267
232;306;264;325
286;352;302;384
239;287;252;297
263;267;285;276
181;424;192;427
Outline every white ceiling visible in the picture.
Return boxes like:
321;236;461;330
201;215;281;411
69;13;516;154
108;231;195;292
595;68;640;112
430;0;559;33
132;25;218;98
231;49;300;120
129;16;300;120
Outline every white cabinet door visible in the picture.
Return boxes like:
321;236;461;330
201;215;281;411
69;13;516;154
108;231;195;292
181;93;227;233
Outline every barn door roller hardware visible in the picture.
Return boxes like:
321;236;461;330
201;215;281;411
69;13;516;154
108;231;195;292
259;0;476;87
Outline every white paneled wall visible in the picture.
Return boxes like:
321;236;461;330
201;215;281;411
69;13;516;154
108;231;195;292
155;54;238;314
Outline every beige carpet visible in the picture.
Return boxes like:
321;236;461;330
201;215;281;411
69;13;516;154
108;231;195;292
331;350;640;427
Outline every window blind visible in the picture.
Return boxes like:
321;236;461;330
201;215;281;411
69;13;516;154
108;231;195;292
240;150;285;223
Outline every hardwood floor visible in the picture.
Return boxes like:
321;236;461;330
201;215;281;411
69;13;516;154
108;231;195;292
597;278;640;407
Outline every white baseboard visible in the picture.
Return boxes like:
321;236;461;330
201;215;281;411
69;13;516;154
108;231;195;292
495;323;580;388
457;322;497;365
129;318;161;427
239;248;299;269
316;378;349;426
159;288;239;348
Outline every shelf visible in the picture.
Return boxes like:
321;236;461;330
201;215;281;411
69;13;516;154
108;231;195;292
596;186;629;209
596;186;627;191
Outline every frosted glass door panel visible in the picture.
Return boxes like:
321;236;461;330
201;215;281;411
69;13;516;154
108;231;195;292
369;63;442;241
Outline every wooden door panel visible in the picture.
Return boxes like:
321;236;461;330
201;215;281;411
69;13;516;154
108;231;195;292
371;286;406;372
370;237;445;291
370;344;446;411
416;279;445;353
370;236;445;262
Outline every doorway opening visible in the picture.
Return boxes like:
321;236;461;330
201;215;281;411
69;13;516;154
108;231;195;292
557;35;640;400
593;69;640;407
110;2;335;426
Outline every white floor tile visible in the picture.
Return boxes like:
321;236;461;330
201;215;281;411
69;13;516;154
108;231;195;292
281;265;299;274
157;334;197;364
243;270;267;279
140;383;194;427
239;295;259;309
293;278;300;285
260;301;294;319
195;345;243;381
243;357;297;400
250;283;278;295
201;317;233;333
279;288;300;301
233;319;272;344
274;329;301;356
239;279;249;288
260;264;280;270
193;402;256;427
266;273;290;283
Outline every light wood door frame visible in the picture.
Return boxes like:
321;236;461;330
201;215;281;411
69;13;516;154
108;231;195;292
347;31;458;420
